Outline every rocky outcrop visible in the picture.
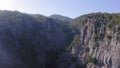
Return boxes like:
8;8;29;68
58;13;120;68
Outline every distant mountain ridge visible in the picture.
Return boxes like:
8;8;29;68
49;14;72;22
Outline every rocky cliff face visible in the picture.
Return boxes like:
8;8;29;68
59;13;120;68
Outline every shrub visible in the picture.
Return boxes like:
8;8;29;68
66;35;80;51
106;34;112;44
85;55;97;65
75;63;83;68
107;35;112;39
94;33;100;42
85;47;90;52
71;54;77;62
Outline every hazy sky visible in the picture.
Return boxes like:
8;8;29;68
0;0;119;18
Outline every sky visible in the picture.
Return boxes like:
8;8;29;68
0;0;120;18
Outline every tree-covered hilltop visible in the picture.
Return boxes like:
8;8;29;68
50;14;72;22
70;12;120;30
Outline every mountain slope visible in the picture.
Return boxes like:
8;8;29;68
1;10;120;68
58;13;120;68
0;10;73;68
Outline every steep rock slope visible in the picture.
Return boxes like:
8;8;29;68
0;10;72;68
58;13;120;68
